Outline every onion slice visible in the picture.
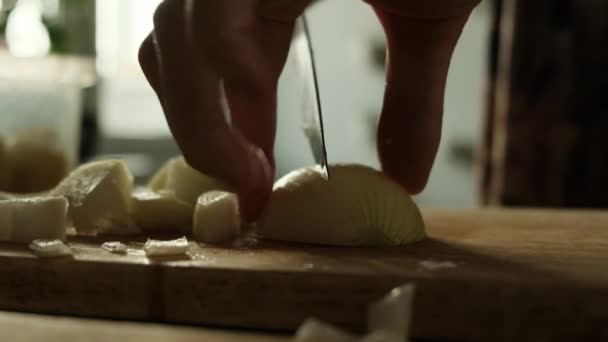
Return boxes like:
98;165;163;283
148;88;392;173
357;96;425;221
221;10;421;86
144;236;190;257
29;239;72;257
258;164;425;246
101;241;128;254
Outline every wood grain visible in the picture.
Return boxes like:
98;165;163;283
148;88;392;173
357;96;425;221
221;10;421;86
1;208;607;342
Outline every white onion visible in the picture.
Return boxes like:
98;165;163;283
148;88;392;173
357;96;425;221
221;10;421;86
258;164;425;246
0;196;68;243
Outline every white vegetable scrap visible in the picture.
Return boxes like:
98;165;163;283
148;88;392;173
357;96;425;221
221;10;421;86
29;239;73;257
144;236;190;257
101;241;128;254
292;283;415;342
418;260;457;271
193;191;241;243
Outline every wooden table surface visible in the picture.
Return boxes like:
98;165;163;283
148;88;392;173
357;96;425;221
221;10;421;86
1;208;607;342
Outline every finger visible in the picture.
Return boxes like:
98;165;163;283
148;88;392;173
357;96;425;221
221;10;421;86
138;32;164;104
373;8;472;194
222;19;296;170
153;0;272;220
187;1;298;170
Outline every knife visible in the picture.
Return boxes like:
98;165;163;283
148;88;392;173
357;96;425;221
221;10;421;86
292;13;330;180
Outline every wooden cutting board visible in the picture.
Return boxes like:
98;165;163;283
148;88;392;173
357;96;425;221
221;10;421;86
0;310;289;342
1;208;607;342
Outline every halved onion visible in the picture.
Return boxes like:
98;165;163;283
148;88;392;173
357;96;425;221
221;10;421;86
257;164;426;246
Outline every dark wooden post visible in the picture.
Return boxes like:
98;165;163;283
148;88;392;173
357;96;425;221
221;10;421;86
480;0;608;208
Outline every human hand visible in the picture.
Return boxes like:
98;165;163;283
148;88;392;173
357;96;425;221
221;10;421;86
138;0;480;221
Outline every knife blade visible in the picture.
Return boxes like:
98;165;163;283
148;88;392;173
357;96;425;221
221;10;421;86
292;13;330;180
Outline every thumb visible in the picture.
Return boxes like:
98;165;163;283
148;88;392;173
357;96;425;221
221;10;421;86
373;8;472;194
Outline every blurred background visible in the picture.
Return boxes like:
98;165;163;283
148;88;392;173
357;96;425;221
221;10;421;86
0;0;606;208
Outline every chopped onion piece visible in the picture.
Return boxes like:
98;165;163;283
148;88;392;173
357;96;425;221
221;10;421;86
131;188;193;233
101;241;128;254
193;191;241;243
151;157;227;204
0;196;68;243
29;239;72;257
52;159;137;235
368;284;415;339
147;158;171;190
294;319;357;342
144;236;190;256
